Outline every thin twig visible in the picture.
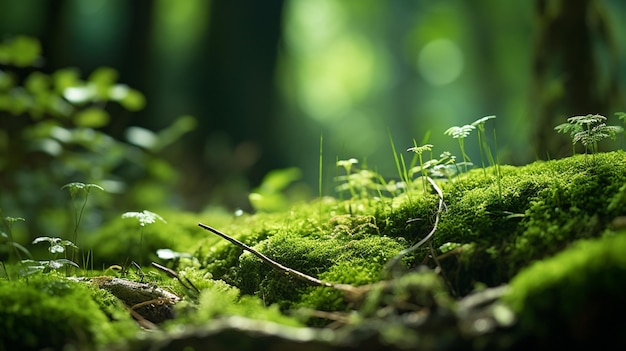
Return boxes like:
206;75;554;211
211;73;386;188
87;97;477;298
198;223;335;288
385;176;445;273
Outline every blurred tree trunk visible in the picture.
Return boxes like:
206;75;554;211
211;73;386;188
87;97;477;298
183;0;285;210
532;0;621;158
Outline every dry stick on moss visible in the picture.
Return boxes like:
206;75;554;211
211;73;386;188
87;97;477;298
385;176;445;274
197;222;366;301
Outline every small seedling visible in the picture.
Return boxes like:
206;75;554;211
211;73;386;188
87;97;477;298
21;236;79;275
471;115;496;176
61;182;104;266
407;142;433;194
0;212;30;262
444;124;475;172
555;114;623;161
336;158;360;199
122;210;166;266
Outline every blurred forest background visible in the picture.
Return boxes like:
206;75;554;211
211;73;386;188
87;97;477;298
1;0;625;235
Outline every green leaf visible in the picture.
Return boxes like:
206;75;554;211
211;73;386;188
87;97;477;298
110;84;146;111
73;107;110;128
471;115;496;127
122;210;166;227
24;72;50;94
444;125;475;139
88;67;118;99
53;68;81;94
1;36;41;67
125;126;157;149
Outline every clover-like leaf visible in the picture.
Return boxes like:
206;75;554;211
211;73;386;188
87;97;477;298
444;125;475;139
471;115;496;127
122;210;166;227
407;144;433;155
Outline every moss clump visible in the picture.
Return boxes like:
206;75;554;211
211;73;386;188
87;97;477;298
431;151;626;293
189;151;626;315
0;272;137;351
236;223;406;310
503;231;626;348
169;276;302;328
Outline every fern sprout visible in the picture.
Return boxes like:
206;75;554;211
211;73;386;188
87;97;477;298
555;114;623;160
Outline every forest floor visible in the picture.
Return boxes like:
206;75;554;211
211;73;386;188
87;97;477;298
2;151;626;350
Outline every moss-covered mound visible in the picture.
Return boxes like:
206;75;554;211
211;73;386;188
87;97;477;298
504;230;626;349
189;151;626;310
0;273;137;351
15;150;621;350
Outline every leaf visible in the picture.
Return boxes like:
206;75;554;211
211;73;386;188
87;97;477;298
0;36;41;67
61;182;104;196
62;182;86;197
32;236;57;245
125;126;158;149
4;216;25;224
110;85;146;111
407;144;433;155
444;125;475;139
122;210;166;227
567;114;606;126
471;115;496;127
50;258;79;269
74;107;110;128
53;68;81;94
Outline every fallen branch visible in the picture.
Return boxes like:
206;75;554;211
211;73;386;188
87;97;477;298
385;176;445;273
197;222;368;302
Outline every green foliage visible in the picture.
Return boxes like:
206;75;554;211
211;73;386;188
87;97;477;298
0;35;195;238
20;237;79;275
0;273;137;350
0;36;41;67
248;167;306;212
0;212;30;262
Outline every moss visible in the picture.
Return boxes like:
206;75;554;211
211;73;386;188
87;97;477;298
359;270;453;317
0;272;137;351
169;278;302;328
427;151;626;293
86;209;229;267
503;231;626;347
185;151;626;316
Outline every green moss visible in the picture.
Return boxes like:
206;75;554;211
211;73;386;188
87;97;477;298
0;272;137;351
86;209;227;267
427;151;626;293
185;151;626;316
170;278;302;328
503;231;626;346
359;270;453;317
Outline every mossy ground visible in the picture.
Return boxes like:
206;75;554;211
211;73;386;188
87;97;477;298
2;151;626;349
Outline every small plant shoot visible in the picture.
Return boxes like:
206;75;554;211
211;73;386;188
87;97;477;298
122;210;166;265
444;124;475;172
555;113;623;161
